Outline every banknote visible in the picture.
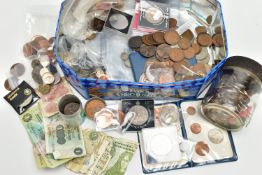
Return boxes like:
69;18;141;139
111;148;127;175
43;112;86;159
20;104;71;168
66;129;137;175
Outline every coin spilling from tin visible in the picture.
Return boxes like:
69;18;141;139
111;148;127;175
183;47;195;59
164;31;180;45
128;36;142;50
142;34;157;46
109;13;129;30
208;128;224;144
156;44;171;60
140;45;157;58
10;63;25;77
63;102;80;115
192;43;202;55
38;84;51;95
190;123;202;134
212;34;224;47
85;98;106;120
195;26;207;35
178;38;191;50
153;32;165;44
187;106;196;115
169;48;184;62
195;141;209;156
129;105;149;126
197;33;212;47
181;30;194;42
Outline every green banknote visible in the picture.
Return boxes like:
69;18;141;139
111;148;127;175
20;104;70;168
66;129;137;175
43;113;86;159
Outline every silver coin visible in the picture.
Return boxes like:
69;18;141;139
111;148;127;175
144;7;164;24
208;128;224;144
10;63;25;77
42;72;55;84
129;105;149;126
109;13;129;30
160;105;179;125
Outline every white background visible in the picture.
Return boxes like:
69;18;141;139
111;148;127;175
0;0;262;175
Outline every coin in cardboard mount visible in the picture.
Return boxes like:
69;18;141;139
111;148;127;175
105;8;133;34
121;99;154;131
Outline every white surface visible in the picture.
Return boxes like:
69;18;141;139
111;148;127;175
0;0;262;175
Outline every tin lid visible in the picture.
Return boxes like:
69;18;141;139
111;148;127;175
223;56;262;82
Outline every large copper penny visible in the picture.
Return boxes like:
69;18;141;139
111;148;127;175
31;35;50;50
178;38;191;50
195;141;210;156
212;34;224;47
181;29;194;42
85;97;106;120
140;44;157;58
128;36;143;49
190;123;202;134
153;32;165;44
195;26;207;34
197;33;212;47
23;42;36;58
156;44;171;59
169;48;184;62
142;34;157;46
186;106;196;115
192;43;202;55
183;47;195;59
169;18;177;28
164;31;180;45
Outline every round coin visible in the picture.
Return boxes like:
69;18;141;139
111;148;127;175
140;45;156;58
85;98;106;120
4;78;18;91
32;66;43;84
159;105;179;125
197;33;212;47
109;13;129;30
192;43;202;55
153;31;165;44
212;34;224;47
187;106;196;115
63;102;80;115
10;63;25;77
31;59;41;68
183;47;195;59
23;42;36;58
190;123;202;134
129;105;149;126
156;44;171;59
38;84;51;95
195;26;207;35
181;29;194;42
128;36;142;49
195;141;209;156
215;26;222;34
42;72;55;84
169;48;184;62
178;38;191;50
164;31;180;45
169;18;177;28
144;7;164;24
208;128;224;144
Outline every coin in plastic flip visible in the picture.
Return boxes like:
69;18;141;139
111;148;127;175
208;128;224;144
145;7;164;24
129;105;149;126
109;13;129;30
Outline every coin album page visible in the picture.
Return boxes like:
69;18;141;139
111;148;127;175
137;100;237;174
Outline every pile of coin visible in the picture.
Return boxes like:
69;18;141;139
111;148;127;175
128;22;225;83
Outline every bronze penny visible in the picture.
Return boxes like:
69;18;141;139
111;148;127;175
195;26;207;35
173;60;190;74
153;31;165;44
190;123;202;134
169;48;184;62
195;141;210;156
212;34;224;47
178;38;191;50
192;43;202;55
128;36;143;49
4;79;12;91
156;44;171;59
181;29;194;42
140;45;157;58
169;18;177;28
143;34;157;46
23;42;36;58
186;106;196;115
197;33;212;47
183;47;195;59
215;26;222;34
206;15;213;24
164;31;180;45
31;36;50;50
85;98;106;120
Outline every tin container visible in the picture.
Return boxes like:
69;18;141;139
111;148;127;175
201;56;262;131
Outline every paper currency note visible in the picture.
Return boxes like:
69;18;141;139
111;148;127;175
20;104;70;168
66;129;137;175
43;113;86;159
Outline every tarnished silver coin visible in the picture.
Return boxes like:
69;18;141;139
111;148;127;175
208;128;224;144
129;105;149;126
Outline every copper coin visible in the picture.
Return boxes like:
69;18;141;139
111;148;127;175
153;32;165;44
212;34;224;47
23;42;36;57
169;18;177;28
4;79;12;91
192;43;202;55
10;63;25;77
190;123;202;134
183;47;195;59
140;45;157;58
173;60;189;74
142;34;157;46
197;33;212;47
195;141;209;156
195;26;207;35
118;111;125;125
31;36;50;50
186;106;196;115
156;44;171;59
215;26;222;34
181;29;194;42
169;48;184;62
64;102;80;115
206;15;212;24
128;36;143;49
85;98;106;120
178;38;191;50
164;31;180;45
